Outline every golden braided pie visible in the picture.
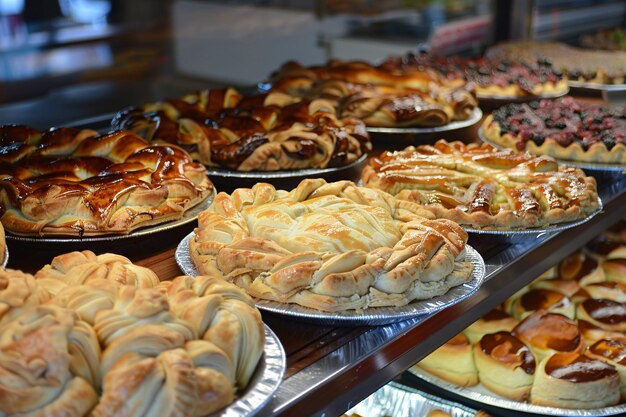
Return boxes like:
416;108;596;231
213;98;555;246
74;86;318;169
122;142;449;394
268;60;478;128
0;250;265;416
0;126;214;237
189;178;474;312
360;140;599;229
113;88;371;171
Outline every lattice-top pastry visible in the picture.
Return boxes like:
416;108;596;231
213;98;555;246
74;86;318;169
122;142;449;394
267;60;478;127
360;140;599;229
113;88;371;171
189;178;474;312
0;125;213;236
0;250;265;416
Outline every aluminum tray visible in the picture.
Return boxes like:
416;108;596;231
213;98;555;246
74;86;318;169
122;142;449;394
217;325;286;417
6;191;215;244
478;127;626;172
411;367;626;417
366;107;482;135
205;154;368;192
568;80;626;92
2;246;8;269
463;196;603;236
345;381;477;417
176;233;486;326
476;87;569;104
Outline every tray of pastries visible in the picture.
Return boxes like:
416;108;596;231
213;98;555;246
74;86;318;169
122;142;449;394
486;42;626;90
480;97;626;169
360;140;601;232
0;250;286;417
410;234;626;416
263;60;481;133
341;381;481;417
178;178;484;325
0;125;215;241
380;52;569;102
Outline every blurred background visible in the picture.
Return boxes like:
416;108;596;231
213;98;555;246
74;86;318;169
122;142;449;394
0;0;624;127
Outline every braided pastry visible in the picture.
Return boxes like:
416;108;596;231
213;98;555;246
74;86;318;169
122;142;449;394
190;179;473;312
113;89;371;171
0;304;100;416
0;126;213;237
361;140;599;229
0;250;265;416
267;60;478;127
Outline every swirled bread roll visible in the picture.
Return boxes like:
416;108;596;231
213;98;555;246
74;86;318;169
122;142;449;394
0;305;100;416
190;179;473;312
0;268;50;326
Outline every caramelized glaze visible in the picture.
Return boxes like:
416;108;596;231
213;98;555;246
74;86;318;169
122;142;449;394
590;339;626;365
513;311;582;352
559;252;599;281
520;289;570;311
582;299;626;324
480;331;536;374
545;352;617;382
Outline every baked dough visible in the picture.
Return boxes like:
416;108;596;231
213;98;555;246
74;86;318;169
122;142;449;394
0;126;214;237
0;250;265;416
113;90;371;171
482;98;626;164
190;178;474;311
361;140;599;229
267;60;478;127
416;333;478;386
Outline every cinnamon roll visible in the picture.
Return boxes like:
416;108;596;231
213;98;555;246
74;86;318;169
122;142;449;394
509;288;575;321
464;309;517;344
587;338;626;400
416;333;478;386
577;298;626;332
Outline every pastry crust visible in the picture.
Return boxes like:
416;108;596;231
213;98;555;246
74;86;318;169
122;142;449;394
190;178;474;311
482;100;626;164
416;333;478;386
360;140;599;230
0;250;265;416
0;126;214;237
113;90;371;171
266;60;478;127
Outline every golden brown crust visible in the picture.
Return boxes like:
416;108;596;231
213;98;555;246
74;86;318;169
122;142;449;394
190;179;473;311
0;250;264;416
0;127;214;237
114;90;371;171
483;114;626;164
360;140;599;230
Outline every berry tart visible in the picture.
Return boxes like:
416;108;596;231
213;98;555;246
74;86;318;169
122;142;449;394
482;97;626;164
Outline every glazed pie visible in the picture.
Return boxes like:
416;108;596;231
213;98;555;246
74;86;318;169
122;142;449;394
189;178;474;312
113;88;371;171
487;42;626;85
0;125;213;237
381;53;568;98
482;97;626;164
267;60;478;128
360;140;599;229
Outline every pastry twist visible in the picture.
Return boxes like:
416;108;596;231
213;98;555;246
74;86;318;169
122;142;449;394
190;179;473;311
0;305;100;416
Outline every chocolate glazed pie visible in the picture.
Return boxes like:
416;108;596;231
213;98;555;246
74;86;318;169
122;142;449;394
360;140;599;229
190;179;474;311
0;126;213;237
113;88;371;171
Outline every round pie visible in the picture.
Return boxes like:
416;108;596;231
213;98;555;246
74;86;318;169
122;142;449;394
266;60;478;127
360;140;599;229
381;53;568;98
113;88;371;171
189;178;474;312
487;41;626;85
482;97;626;164
0;125;213;237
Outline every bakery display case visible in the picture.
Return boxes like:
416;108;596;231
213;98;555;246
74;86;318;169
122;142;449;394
0;1;626;416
